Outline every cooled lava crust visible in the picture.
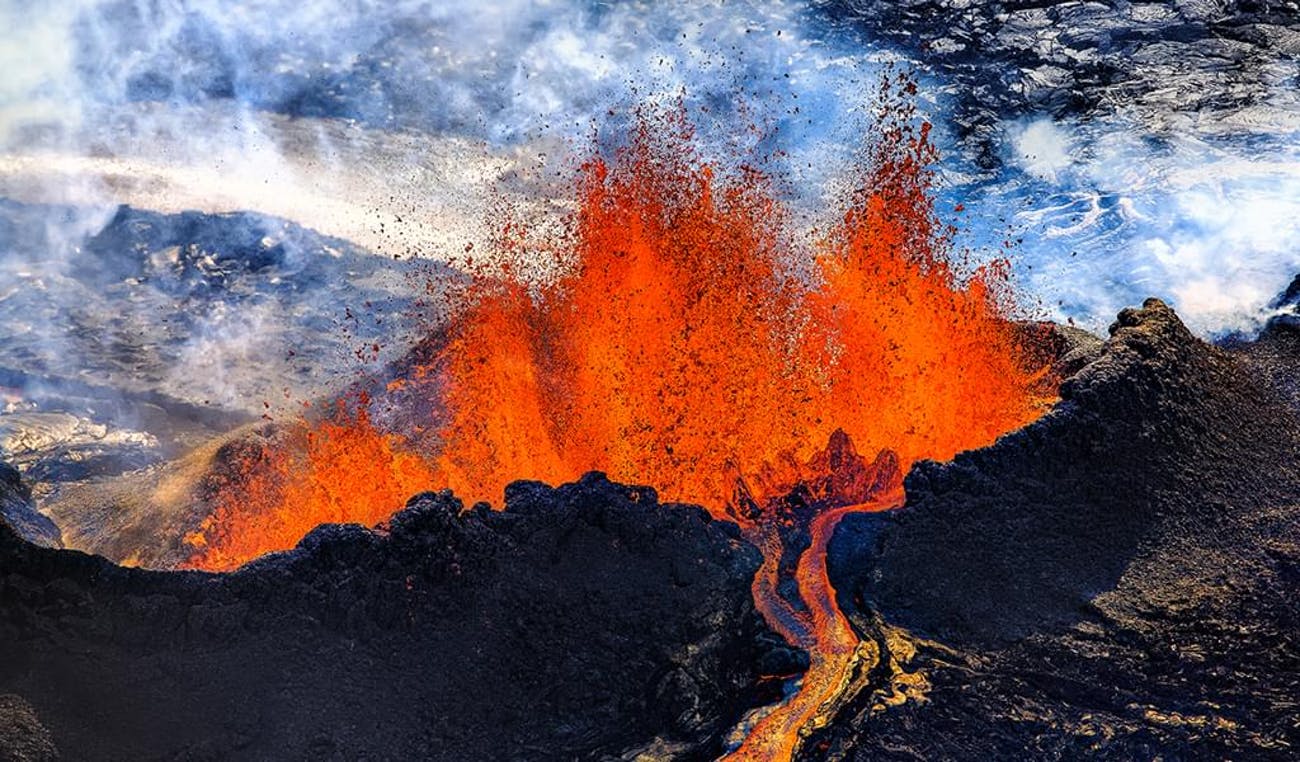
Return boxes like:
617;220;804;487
824;299;1300;758
825;0;1300;162
0;476;783;760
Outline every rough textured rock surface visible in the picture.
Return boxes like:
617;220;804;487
1015;320;1105;380
822;299;1300;758
0;202;459;537
0;695;58;762
826;0;1300;159
0;473;782;760
0;201;451;417
41;421;291;570
0;464;60;549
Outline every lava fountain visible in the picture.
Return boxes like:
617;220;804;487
184;77;1053;758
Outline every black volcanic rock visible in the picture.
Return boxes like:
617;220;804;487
821;299;1300;758
825;1;1300;161
1015;319;1105;380
0;695;58;762
0;463;60;549
0;472;783;760
1271;273;1300;312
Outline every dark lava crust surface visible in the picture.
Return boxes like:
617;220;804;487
824;299;1300;759
0;474;781;761
825;0;1300;160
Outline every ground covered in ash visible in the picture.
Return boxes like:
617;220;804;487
0;474;785;760
823;298;1300;759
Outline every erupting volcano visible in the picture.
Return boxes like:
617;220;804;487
175;79;1053;757
187;80;1050;567
7;3;1300;759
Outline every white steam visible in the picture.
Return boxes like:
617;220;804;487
989;110;1300;335
2;0;1300;355
0;0;883;422
0;0;882;259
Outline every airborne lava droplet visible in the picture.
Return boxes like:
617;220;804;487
429;85;1049;514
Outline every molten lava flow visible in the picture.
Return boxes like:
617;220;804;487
187;78;1052;760
728;436;906;761
184;402;438;572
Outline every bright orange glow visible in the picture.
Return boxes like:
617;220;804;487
184;80;1053;758
433;113;819;510
186;85;1049;563
184;403;438;572
430;101;1046;513
728;436;905;761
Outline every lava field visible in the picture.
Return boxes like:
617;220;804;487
3;2;1300;760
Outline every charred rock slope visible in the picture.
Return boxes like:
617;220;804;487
0;695;58;762
0;464;60;549
824;299;1300;758
0;473;781;760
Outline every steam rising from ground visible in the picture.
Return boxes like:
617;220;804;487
989;113;1300;334
0;0;881;427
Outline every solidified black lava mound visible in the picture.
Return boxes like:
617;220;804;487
0;473;782;760
824;298;1300;758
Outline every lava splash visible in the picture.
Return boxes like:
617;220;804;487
187;88;1047;563
428;92;1048;515
183;78;1053;758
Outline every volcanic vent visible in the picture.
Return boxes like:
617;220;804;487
133;81;1057;757
186;82;1052;568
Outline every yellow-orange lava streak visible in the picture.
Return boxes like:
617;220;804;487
731;488;905;760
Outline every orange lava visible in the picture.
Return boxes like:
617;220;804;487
728;439;905;761
433;112;816;509
185;77;1052;758
190;84;1043;560
184;403;438;572
432;91;1047;513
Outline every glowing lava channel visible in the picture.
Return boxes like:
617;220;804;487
727;441;905;760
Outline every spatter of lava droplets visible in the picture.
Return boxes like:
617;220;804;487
184;77;1054;759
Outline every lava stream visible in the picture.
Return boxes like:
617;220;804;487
743;488;904;754
724;434;906;760
732;490;904;760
